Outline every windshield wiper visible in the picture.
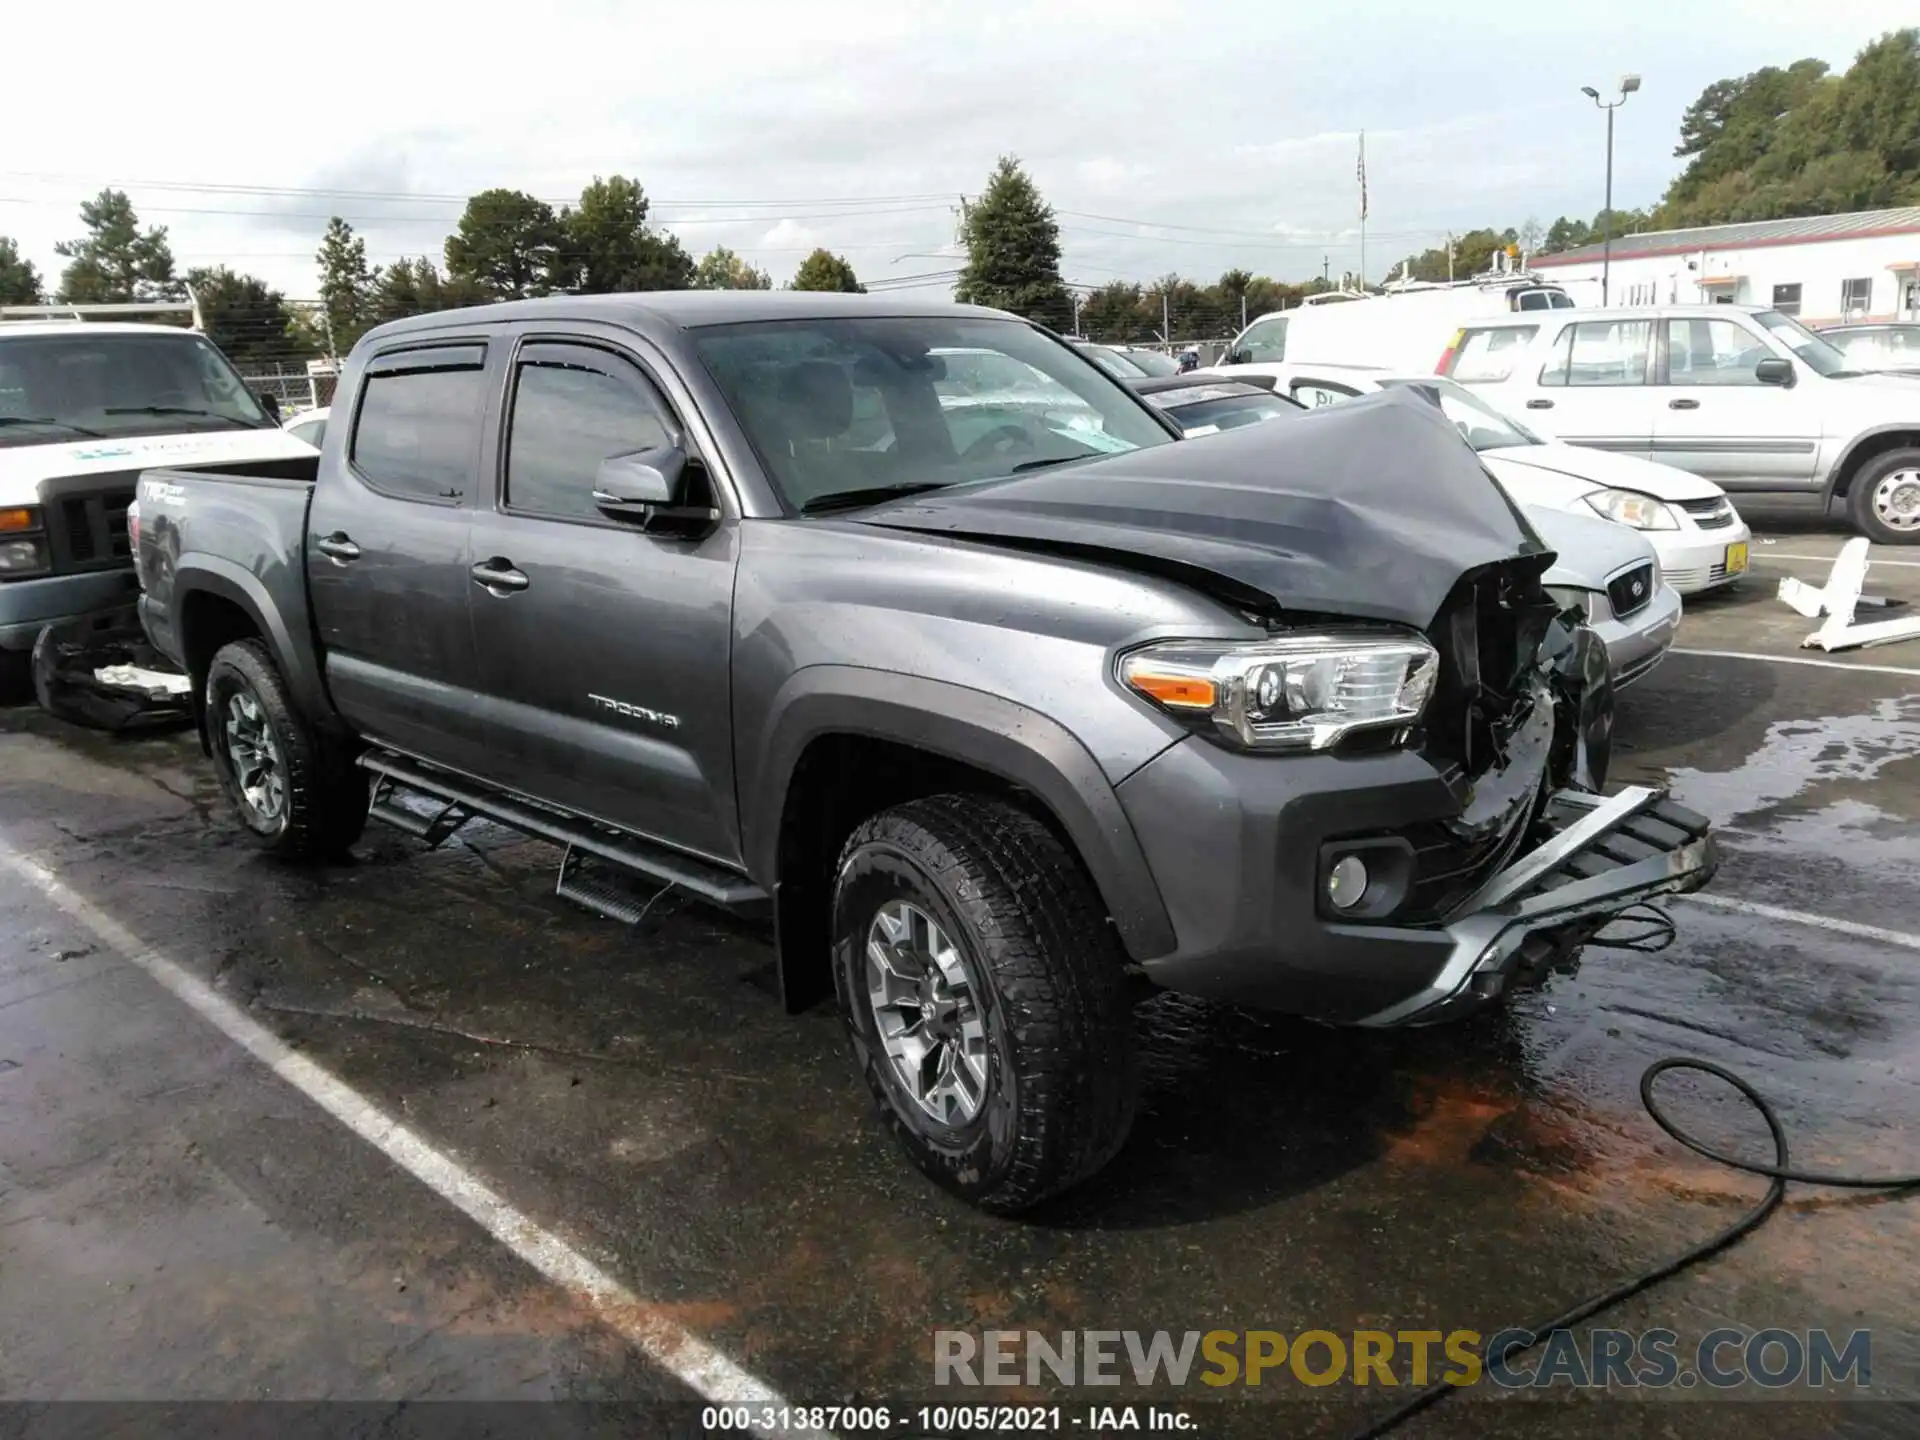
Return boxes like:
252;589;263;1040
1009;455;1089;474
104;405;253;423
0;416;105;437
801;482;952;515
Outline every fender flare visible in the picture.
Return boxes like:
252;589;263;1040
171;554;334;728
747;665;1178;962
1826;423;1920;500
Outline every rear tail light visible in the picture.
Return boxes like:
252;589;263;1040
1435;328;1465;376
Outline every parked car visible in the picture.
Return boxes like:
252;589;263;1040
0;310;319;698
283;405;329;447
1202;362;1751;595
1138;374;1680;686
130;293;1716;1211
1817;323;1920;375
1434;304;1920;544
1073;342;1180;378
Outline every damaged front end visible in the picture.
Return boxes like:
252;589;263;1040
1352;557;1715;1028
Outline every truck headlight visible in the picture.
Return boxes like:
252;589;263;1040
1118;631;1439;751
0;537;50;577
1584;488;1679;530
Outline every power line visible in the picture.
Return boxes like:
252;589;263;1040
0;196;952;227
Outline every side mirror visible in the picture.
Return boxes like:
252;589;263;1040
592;445;718;535
1754;357;1795;387
1224;349;1248;366
256;392;282;423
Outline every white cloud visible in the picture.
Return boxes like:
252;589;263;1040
759;219;822;252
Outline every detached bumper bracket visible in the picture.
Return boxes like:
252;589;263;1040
1355;785;1716;1028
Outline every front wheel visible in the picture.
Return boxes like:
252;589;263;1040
832;795;1137;1212
205;639;367;859
1848;447;1920;545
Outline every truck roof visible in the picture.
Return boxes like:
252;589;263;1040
363;291;1020;347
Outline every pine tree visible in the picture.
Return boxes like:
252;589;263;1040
54;189;182;303
955;157;1071;330
315;217;378;356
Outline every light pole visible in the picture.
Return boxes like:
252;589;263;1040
1581;74;1640;306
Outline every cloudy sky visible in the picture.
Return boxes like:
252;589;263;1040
1;0;1910;304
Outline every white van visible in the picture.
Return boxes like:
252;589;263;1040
1215;269;1573;374
0;306;320;689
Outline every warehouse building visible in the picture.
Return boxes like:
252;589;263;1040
1531;206;1920;325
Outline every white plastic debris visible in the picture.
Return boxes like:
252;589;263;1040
93;664;193;699
1777;537;1920;652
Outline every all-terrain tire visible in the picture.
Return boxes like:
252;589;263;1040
204;639;367;859
831;794;1137;1212
1848;446;1920;545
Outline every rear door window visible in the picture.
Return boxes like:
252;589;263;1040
1538;320;1652;387
1446;325;1538;382
351;346;488;502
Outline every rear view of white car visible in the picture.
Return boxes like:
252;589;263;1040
1208;361;1751;595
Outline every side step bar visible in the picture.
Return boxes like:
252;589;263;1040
357;750;770;919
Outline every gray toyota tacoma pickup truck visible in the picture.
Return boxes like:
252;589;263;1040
130;292;1718;1211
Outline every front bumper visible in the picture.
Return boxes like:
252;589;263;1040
1651;515;1752;595
1586;580;1681;690
0;570;140;651
1115;737;1716;1027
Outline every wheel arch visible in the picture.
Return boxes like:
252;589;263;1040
1827;426;1920;501
172;557;333;745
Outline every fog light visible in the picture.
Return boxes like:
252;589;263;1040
1327;855;1369;911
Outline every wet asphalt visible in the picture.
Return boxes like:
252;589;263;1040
1;508;1916;1438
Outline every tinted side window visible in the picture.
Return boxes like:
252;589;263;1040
1538;320;1651;387
505;347;675;522
1449;325;1538;382
352;359;486;502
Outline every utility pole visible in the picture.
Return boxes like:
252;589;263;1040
1161;291;1170;346
1240;294;1247;330
1322;255;1330;285
1446;233;1455;284
1582;74;1641;306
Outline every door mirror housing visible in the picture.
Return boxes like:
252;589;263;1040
256;391;282;423
592;445;719;535
1754;356;1795;387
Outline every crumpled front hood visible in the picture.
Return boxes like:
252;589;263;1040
859;388;1551;629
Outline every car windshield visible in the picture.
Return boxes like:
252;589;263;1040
1376;376;1545;451
1753;309;1853;377
1151;388;1302;435
1120;348;1180;376
1826;325;1920;370
0;329;272;449
693;316;1175;512
1077;344;1147;379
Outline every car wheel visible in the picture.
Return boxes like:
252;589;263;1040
832;794;1137;1213
1849;447;1920;545
205;639;367;859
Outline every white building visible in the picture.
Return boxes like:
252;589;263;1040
1530;206;1920;325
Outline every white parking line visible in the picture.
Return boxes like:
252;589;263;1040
1682;892;1920;953
1752;552;1920;569
0;841;813;1423
1670;647;1920;678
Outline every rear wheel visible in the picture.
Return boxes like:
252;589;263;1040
831;794;1136;1212
1848;447;1920;545
205;639;367;859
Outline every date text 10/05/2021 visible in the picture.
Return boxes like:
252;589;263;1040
702;1406;1196;1433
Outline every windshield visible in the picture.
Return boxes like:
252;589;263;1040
0;330;272;449
1376;376;1546;451
1753;309;1853;377
1232;316;1288;362
1078;344;1147;379
1159;391;1302;436
693;316;1175;512
1120;348;1180;376
1826;325;1920;371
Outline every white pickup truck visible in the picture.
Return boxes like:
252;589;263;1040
0;305;318;694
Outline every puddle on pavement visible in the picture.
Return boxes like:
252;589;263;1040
1664;696;1920;827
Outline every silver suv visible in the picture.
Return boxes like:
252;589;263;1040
1439;304;1920;543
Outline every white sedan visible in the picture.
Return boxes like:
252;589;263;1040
1197;362;1752;595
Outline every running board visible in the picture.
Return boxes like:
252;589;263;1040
357;750;769;917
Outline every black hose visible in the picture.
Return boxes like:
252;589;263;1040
1350;1048;1920;1438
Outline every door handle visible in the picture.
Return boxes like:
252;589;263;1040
1668;398;1701;410
316;533;361;563
469;559;530;594
1525;399;1554;410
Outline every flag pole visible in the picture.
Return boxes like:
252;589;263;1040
1357;131;1368;291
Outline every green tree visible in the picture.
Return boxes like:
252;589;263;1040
560;175;694;294
367;256;485;323
694;245;771;290
53;189;182;303
0;236;41;304
1078;281;1150;342
788;248;864;292
315;216;378;355
446;188;565;300
955;156;1072;330
184;266;315;369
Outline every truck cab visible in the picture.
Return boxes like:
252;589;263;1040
0;305;320;689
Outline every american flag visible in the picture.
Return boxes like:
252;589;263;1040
1357;131;1368;222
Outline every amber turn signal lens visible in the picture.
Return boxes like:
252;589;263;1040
1125;671;1216;709
0;508;38;534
